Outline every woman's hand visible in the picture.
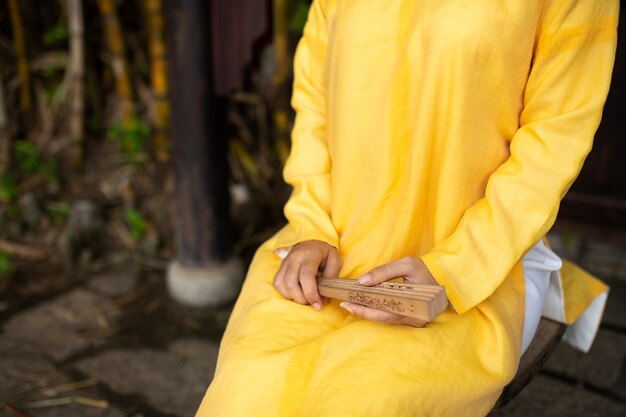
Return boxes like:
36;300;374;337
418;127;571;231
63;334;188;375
340;257;438;327
273;240;341;310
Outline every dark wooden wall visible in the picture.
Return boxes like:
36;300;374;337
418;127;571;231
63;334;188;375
559;3;626;230
210;0;270;96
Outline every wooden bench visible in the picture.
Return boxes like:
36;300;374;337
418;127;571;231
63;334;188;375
492;318;566;410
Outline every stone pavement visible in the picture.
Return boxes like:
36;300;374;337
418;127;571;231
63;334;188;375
0;264;230;417
0;232;625;417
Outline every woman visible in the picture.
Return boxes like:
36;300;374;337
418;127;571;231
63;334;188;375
196;1;618;415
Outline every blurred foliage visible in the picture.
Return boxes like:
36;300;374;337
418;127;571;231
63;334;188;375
0;174;18;203
43;22;69;46
125;208;147;241
40;67;62;79
231;141;261;181
0;251;12;279
14;141;59;187
0;0;313;286
14;141;39;173
289;0;311;33
560;231;580;248
46;201;70;224
107;118;151;165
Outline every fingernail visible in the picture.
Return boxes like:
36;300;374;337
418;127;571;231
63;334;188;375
313;302;321;311
358;274;372;285
340;302;354;314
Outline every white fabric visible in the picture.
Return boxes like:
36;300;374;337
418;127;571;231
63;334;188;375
275;246;292;260
520;240;563;355
541;267;568;323
561;289;609;353
522;239;610;354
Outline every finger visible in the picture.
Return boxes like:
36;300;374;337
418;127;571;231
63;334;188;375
358;257;416;286
283;262;308;305
300;260;323;310
340;302;427;327
321;248;341;278
340;302;402;324
272;260;288;297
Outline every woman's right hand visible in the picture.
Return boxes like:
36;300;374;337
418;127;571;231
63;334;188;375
273;240;341;310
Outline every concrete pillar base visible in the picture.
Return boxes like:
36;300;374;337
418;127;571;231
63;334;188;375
166;258;245;307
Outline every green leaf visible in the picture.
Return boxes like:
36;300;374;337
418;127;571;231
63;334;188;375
125;209;147;241
43;23;69;45
0;174;18;203
46;201;70;223
289;0;312;34
561;231;579;249
40;160;59;187
107;118;152;165
0;251;13;279
14;141;40;173
88;116;101;130
41;67;60;79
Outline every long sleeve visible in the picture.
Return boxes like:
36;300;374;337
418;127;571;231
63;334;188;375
271;0;339;251
420;0;619;314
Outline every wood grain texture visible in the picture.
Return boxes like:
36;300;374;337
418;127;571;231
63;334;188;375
318;277;448;322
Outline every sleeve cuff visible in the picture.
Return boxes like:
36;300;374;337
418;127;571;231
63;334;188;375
419;252;470;314
269;227;339;259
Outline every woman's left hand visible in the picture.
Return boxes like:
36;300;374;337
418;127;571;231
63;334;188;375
339;257;438;327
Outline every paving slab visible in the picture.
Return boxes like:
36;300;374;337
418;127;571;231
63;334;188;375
1;401;127;417
491;375;626;417
75;338;219;417
0;356;124;417
602;276;626;330
544;329;626;399
575;239;626;281
0;339;56;402
87;268;138;298
548;232;626;282
1;288;120;361
547;232;584;262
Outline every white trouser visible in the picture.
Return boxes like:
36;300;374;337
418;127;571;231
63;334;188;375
520;239;563;356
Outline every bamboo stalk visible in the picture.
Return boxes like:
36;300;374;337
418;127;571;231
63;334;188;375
272;0;291;165
272;0;289;87
0;69;6;131
97;0;135;126
67;0;85;165
0;64;9;174
144;0;170;161
7;0;31;112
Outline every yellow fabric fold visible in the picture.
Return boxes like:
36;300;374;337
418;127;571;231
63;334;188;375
560;260;610;325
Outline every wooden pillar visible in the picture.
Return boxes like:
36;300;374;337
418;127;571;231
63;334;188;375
164;0;243;306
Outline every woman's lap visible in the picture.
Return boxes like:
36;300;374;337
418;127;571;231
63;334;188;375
195;243;522;417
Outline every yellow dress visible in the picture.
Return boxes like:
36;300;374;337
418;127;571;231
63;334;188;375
196;1;618;416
